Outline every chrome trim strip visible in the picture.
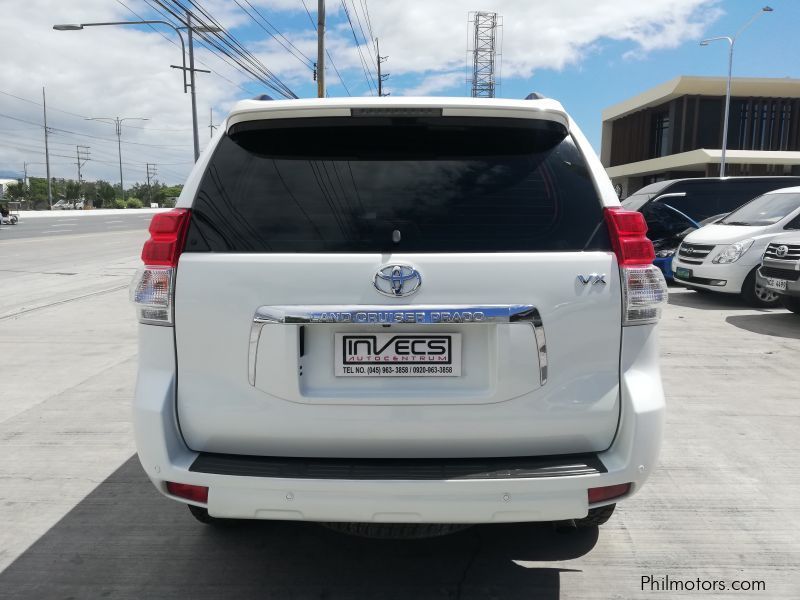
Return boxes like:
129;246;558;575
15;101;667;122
248;304;548;387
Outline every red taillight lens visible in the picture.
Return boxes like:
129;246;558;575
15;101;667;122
166;481;209;503
604;207;655;266
141;208;191;266
588;482;631;504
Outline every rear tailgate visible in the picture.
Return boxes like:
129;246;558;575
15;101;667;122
174;111;621;458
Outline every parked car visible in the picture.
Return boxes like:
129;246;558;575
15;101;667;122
757;232;800;315
623;177;800;279
130;96;668;537
673;186;800;306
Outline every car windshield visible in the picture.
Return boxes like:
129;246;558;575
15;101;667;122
621;193;651;211
720;192;800;226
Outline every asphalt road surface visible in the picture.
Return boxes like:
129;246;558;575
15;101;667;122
0;221;798;599
0;211;153;240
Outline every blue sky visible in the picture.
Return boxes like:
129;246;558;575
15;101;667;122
1;1;798;184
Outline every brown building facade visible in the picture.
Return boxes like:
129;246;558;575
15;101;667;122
601;76;800;197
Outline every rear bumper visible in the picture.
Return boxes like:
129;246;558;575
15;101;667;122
133;324;664;523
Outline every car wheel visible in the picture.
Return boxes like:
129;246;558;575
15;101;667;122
574;504;616;528
320;522;472;539
741;270;781;308
780;295;800;315
187;504;217;524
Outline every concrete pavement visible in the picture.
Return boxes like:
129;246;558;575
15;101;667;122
0;225;798;598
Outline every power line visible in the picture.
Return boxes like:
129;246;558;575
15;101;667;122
236;0;315;69
117;0;255;96
154;0;298;99
340;0;377;94
349;0;379;74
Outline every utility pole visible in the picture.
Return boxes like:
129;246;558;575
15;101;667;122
186;10;200;161
317;0;325;98
75;145;90;208
376;38;389;96
209;107;217;139
42;87;53;210
146;163;158;206
87;116;148;202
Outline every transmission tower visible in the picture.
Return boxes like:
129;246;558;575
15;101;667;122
468;11;502;98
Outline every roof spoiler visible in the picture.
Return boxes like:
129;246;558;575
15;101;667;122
524;92;546;100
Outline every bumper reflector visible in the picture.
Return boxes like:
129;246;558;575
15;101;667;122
166;482;209;503
588;482;631;504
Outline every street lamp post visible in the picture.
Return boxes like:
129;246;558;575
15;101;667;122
53;19;216;162
87;116;148;201
700;6;773;177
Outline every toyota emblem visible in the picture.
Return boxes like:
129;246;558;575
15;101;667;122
373;264;422;297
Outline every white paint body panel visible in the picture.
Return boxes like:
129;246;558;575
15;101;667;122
174;252;622;457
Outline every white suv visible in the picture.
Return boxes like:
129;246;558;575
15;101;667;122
131;96;668;536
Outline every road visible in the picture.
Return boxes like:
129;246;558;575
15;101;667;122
0;210;153;240
0;219;798;599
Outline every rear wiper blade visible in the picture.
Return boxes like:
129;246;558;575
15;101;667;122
722;221;751;226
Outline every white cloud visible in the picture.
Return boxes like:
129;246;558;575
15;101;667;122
0;0;721;184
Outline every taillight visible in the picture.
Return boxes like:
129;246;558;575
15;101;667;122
605;207;668;326
130;209;191;326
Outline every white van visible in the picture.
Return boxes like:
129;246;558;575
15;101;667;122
673;186;800;306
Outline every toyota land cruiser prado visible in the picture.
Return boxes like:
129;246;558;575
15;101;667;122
131;96;668;536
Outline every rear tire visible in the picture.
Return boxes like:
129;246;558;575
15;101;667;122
741;269;781;308
780;295;800;315
574;504;616;528
187;504;217;524
321;522;472;539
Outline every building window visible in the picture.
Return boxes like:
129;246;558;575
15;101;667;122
738;99;793;151
651;112;670;157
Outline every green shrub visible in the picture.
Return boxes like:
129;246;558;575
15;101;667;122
126;198;144;209
110;198;126;209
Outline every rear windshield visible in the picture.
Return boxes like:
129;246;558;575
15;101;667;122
185;116;609;253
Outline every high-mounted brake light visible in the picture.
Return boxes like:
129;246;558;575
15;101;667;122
605;207;668;325
130;209;192;325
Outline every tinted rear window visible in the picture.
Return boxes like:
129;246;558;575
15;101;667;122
185;117;609;253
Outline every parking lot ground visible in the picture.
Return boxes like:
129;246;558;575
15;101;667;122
0;221;798;598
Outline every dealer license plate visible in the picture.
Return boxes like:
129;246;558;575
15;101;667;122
765;277;788;291
334;333;462;377
675;267;692;279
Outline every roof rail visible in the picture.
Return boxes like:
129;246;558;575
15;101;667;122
524;92;546;100
253;94;274;101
